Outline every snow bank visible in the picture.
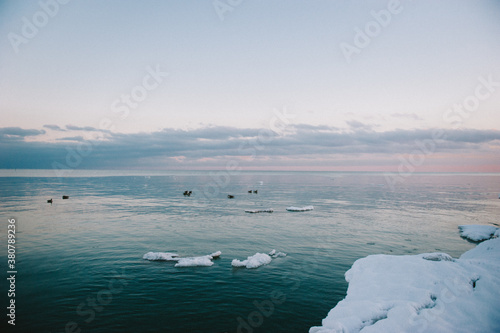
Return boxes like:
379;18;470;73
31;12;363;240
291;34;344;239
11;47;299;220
245;209;274;213
458;224;499;242
286;205;314;211
310;230;500;333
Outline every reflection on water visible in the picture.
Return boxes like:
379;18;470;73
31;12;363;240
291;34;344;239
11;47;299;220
0;171;499;332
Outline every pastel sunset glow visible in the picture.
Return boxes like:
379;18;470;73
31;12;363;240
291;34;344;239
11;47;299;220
1;0;499;172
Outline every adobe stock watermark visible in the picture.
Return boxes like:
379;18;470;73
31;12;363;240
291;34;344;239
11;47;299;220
59;268;129;333
408;275;476;332
340;0;403;64
384;74;498;190
213;0;244;21
384;129;445;191
7;0;72;54
236;290;286;333
110;65;169;120
193;107;296;201
442;74;499;128
51;65;168;177
236;246;325;333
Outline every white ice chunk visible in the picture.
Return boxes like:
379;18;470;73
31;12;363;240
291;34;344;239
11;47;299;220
310;228;500;333
232;253;272;269
210;251;222;258
245;209;274;213
143;251;221;267
174;251;221;267
459;224;499;241
269;249;287;258
174;255;214;267
286;205;314;211
142;252;179;261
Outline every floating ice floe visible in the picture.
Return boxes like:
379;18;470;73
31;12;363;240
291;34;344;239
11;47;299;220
232;250;287;269
245;209;274;213
143;251;221;267
175;255;214;267
269;249;287;258
309;226;500;333
142;252;179;261
209;251;222;258
458;224;499;242
286;205;314;212
232;253;272;269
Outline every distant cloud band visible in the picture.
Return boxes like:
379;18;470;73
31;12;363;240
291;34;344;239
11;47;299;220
1;125;499;170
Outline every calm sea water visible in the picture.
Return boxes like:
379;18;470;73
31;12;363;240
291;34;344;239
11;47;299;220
1;171;499;333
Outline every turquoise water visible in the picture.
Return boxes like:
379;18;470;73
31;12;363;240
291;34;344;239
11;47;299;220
1;171;499;332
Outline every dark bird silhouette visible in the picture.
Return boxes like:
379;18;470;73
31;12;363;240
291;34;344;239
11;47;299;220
253;190;258;194
62;195;69;199
227;195;234;199
47;199;53;204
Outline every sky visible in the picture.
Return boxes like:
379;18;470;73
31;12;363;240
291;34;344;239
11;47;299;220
1;0;499;172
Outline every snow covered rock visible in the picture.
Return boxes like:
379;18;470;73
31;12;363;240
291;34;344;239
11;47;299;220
310;228;500;333
458;225;499;242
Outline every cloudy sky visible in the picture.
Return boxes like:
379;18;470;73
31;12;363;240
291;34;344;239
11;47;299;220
1;0;499;171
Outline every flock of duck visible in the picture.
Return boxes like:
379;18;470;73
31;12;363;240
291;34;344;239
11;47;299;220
46;188;315;212
181;189;314;213
47;195;69;205
183;190;258;199
46;189;260;204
